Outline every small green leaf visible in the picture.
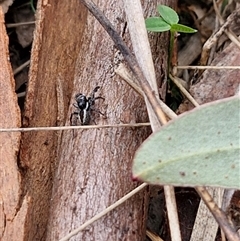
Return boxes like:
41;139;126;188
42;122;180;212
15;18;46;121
171;23;197;33
145;17;171;32
157;5;179;25
132;97;240;189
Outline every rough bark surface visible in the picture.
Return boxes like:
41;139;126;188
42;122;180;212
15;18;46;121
45;1;173;241
18;1;88;240
0;7;22;241
190;41;240;103
0;0;174;240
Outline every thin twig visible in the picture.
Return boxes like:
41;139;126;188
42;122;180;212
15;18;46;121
176;66;240;70
59;183;148;241
0;123;151;133
169;74;199;107
13;60;30;75
146;230;164;241
200;9;240;66
213;0;240;50
115;63;143;96
6;21;35;28
115;64;177;120
17;92;26;98
196;187;240;241
221;189;236;241
122;1;181;240
207;1;220;65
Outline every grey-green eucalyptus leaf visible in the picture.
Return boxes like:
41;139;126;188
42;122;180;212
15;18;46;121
132;96;240;189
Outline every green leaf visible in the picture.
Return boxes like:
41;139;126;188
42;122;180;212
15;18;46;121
157;5;179;25
145;17;171;32
171;23;197;33
132;97;240;189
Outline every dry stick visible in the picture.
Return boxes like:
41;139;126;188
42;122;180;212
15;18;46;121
207;6;220;66
213;0;240;50
115;63;143;96
146;230;164;241
17;92;26;98
115;64;177;120
123;0;161;129
79;0;166;126
190;188;225;241
169;74;199;107
224;29;240;50
122;1;180;240
6;21;35;28
13;60;30;75
176;66;240;70
0;123;151;133
196;187;240;241
200;9;240;66
221;189;236;241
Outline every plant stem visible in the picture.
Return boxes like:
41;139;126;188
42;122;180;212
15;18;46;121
168;30;175;74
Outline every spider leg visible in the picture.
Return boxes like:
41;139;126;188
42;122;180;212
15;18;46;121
90;106;105;116
92;86;100;93
73;103;79;108
89;86;102;104
94;96;105;101
70;111;80;126
95;109;105;116
90;86;100;100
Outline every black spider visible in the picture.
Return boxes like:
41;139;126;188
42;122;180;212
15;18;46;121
70;86;104;125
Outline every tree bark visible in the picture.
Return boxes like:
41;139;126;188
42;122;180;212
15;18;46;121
18;1;88;240
3;0;176;240
46;1;151;240
0;8;22;241
46;1;175;240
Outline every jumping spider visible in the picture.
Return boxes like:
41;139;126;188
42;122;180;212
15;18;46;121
70;86;104;125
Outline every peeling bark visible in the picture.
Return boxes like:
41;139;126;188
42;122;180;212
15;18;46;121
18;1;88;240
0;7;22;241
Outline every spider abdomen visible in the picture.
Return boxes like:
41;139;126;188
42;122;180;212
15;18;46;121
80;109;91;125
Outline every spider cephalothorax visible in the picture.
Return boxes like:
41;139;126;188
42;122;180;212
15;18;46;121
70;86;104;125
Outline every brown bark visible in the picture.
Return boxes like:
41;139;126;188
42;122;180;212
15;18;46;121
18;1;88;240
1;0;175;241
45;1;175;240
0;8;22;241
45;1;151;240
